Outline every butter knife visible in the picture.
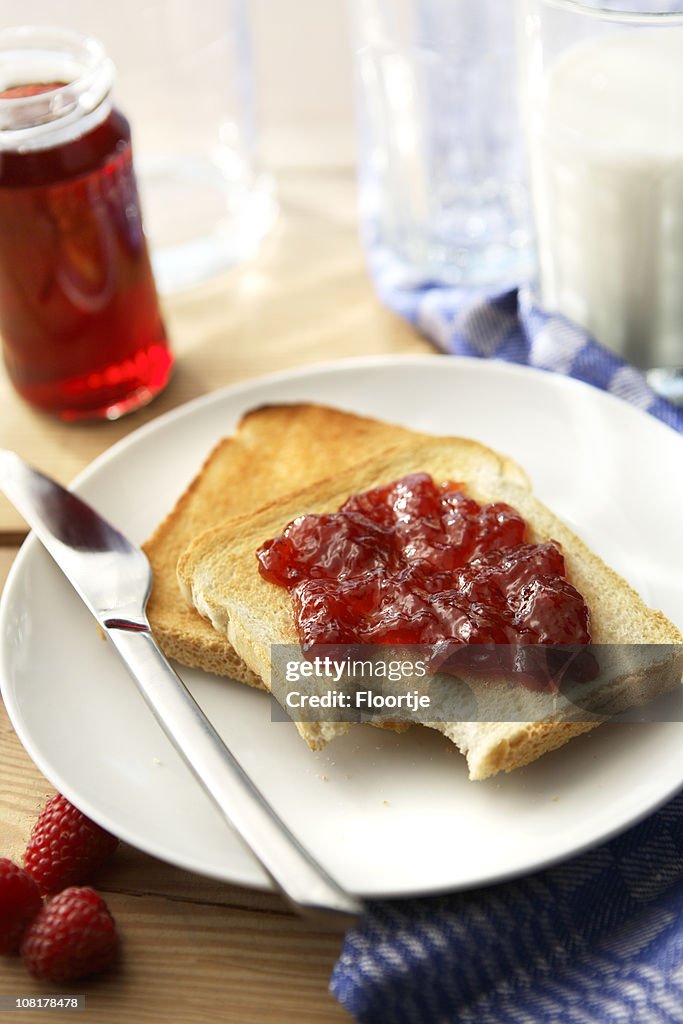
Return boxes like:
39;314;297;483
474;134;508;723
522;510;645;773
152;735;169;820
0;449;362;924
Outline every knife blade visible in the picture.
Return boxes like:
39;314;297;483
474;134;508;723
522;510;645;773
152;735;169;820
0;449;363;924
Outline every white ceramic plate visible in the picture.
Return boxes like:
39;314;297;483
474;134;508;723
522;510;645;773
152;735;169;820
2;356;683;898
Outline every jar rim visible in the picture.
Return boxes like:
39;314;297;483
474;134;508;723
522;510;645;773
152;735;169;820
540;0;683;22
0;26;114;141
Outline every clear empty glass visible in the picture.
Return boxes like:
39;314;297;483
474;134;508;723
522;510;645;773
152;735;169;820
351;0;534;288
112;0;277;293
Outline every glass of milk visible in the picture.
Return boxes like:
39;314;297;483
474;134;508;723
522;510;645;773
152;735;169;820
520;0;683;396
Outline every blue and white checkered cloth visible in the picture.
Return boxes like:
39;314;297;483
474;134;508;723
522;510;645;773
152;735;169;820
330;264;683;1022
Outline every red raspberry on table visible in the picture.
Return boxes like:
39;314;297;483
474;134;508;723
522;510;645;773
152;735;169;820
20;886;118;982
23;794;119;895
0;858;42;954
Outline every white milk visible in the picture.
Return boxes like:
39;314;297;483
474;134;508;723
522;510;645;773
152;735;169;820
530;28;683;369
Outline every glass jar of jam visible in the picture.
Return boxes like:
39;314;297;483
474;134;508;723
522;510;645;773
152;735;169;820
0;27;173;420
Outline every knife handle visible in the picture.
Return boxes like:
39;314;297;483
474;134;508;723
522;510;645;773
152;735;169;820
105;621;363;925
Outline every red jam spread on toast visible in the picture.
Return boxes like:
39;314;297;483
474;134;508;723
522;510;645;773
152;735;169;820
256;474;592;666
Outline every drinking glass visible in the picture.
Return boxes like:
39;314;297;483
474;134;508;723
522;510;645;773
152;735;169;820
351;0;534;288
520;0;683;397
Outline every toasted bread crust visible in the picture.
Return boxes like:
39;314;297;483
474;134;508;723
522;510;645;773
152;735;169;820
467;721;601;779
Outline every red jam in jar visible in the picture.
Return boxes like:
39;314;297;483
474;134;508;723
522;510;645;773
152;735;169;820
0;28;172;420
257;473;595;687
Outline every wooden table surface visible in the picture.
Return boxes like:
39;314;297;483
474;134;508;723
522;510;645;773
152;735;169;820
0;169;433;1023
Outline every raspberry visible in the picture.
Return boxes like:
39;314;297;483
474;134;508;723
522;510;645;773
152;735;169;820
0;858;42;954
23;794;119;895
20;887;118;982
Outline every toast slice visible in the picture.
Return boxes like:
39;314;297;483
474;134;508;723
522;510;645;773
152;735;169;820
144;403;449;684
176;436;681;778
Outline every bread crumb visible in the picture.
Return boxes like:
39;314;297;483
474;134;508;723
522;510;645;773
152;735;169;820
152;757;164;766
319;775;328;782
383;800;390;806
552;795;559;802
